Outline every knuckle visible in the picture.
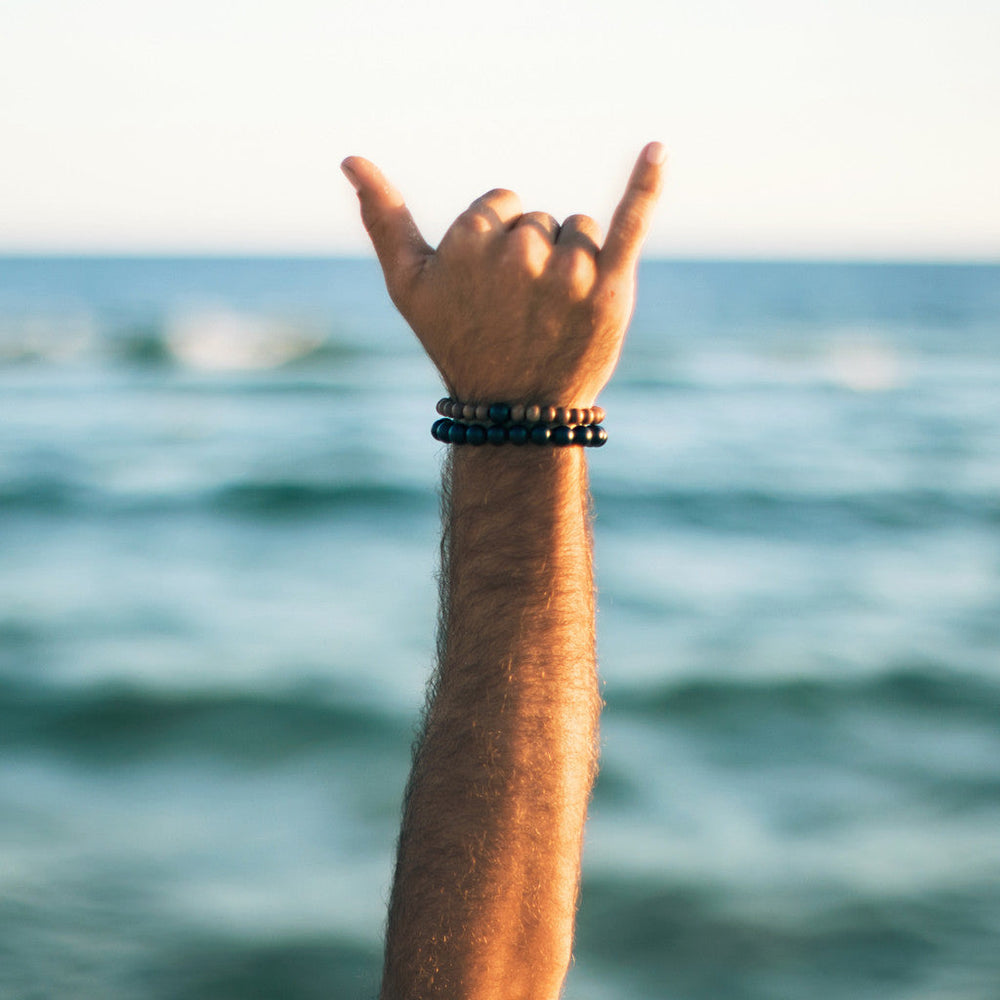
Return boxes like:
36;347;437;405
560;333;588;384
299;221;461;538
503;227;548;276
563;213;596;232
483;187;517;202
524;211;557;228
455;211;494;236
555;247;597;299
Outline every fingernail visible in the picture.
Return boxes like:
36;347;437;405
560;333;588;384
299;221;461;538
645;141;667;166
340;160;362;192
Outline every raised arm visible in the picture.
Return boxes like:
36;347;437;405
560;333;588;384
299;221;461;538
342;144;665;1000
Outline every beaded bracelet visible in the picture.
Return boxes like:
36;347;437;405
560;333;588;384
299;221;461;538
436;397;605;428
432;418;607;447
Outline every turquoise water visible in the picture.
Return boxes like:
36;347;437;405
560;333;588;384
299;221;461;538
1;257;999;998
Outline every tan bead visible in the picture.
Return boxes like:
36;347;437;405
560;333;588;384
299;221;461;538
542;406;557;424
463;403;477;421
592;406;605;425
525;405;541;423
475;404;490;422
510;404;526;423
437;397;450;416
568;407;581;426
554;407;570;426
579;408;591;426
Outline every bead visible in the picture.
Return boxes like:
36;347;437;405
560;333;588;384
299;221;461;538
435;399;606;443
488;402;511;424
466;423;488;446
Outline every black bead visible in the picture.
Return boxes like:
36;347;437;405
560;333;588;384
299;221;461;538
507;424;529;445
591;425;608;447
432;418;452;441
552;425;574;446
573;425;593;445
487;425;508;445
530;425;552;445
466;423;487;446
448;421;468;445
487;402;511;424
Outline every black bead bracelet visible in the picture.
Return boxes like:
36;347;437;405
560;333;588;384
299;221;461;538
432;418;607;447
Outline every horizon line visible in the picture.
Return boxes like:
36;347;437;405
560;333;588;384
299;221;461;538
2;250;999;266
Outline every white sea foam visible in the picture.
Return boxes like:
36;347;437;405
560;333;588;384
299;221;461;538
166;308;324;370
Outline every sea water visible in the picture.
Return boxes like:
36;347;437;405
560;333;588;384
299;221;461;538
1;257;998;999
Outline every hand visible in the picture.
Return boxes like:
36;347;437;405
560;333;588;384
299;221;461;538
341;144;666;407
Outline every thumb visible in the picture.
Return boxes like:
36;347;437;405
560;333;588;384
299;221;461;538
341;156;432;303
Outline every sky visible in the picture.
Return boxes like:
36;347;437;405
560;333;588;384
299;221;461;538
1;0;998;257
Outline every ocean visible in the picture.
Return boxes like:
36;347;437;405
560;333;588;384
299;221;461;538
1;256;998;999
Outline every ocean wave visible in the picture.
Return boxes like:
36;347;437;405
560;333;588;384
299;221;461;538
595;486;1000;536
604;663;1000;805
4;475;996;533
576;874;999;999
0;311;369;372
609;663;1000;726
162;309;328;371
212;481;431;517
0;476;87;512
0;678;410;764
0;476;433;520
0;914;381;1000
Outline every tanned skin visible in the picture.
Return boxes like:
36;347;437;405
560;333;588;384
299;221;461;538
342;143;665;1000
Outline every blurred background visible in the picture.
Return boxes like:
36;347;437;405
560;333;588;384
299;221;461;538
1;2;999;998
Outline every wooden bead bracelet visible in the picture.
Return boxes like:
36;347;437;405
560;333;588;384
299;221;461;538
436;397;605;428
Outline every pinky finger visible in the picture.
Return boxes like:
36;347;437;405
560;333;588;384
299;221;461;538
599;142;667;279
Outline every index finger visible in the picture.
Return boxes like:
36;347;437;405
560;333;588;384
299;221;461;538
599;142;667;278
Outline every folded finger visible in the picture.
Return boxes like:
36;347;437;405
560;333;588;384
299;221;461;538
461;187;524;233
557;214;603;255
514;211;560;242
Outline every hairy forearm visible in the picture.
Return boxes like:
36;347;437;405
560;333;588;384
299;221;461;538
381;446;602;1000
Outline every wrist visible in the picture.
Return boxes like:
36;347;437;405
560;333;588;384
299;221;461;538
432;397;608;448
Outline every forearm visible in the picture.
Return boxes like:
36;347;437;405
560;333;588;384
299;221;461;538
381;446;601;1000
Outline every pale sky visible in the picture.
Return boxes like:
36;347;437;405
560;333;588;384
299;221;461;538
1;0;998;257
